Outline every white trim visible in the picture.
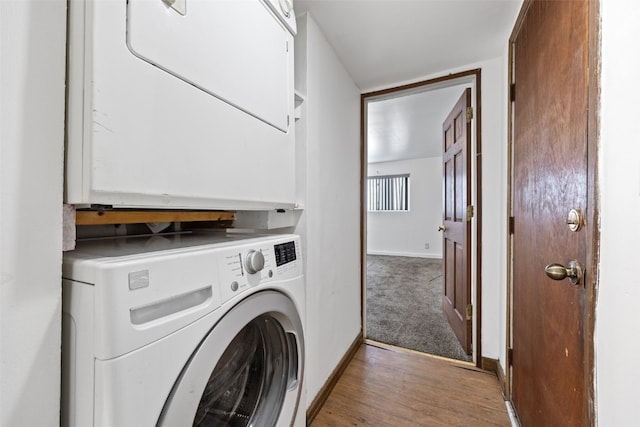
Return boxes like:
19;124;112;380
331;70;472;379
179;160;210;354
505;400;521;427
367;250;442;259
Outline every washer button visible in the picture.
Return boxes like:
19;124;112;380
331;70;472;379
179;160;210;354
230;281;239;292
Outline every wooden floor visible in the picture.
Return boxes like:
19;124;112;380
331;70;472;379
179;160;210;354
310;344;511;427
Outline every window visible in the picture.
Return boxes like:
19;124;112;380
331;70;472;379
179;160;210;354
367;174;409;211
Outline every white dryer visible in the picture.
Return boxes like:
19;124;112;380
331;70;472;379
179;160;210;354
62;232;305;427
66;0;298;210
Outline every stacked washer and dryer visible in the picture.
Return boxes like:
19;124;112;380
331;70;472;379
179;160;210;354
62;0;305;426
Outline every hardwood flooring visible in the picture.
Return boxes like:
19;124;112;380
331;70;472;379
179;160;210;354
310;344;511;427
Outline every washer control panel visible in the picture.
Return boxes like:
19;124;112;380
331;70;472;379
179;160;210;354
217;236;301;304
274;240;297;266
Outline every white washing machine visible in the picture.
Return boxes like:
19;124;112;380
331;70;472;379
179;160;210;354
62;232;305;427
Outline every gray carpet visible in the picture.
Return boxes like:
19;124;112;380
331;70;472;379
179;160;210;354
366;255;472;362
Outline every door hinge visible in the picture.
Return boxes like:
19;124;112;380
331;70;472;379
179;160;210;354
466;205;474;220
466;303;473;320
509;216;515;234
510;83;516;102
508;348;514;366
466;106;474;122
286;40;289;52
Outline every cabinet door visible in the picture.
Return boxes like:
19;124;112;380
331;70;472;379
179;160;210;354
127;0;291;132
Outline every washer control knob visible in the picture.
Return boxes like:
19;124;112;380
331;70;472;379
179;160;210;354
245;250;265;275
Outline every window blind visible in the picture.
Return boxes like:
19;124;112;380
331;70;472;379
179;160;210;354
367;174;409;211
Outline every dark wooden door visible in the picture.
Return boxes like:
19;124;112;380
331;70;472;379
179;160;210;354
442;88;472;355
511;1;589;425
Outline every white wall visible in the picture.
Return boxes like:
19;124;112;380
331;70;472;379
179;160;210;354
596;1;640;424
0;1;66;425
367;157;442;258
294;13;362;407
473;57;509;363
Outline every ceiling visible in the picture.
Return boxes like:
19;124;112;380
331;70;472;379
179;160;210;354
366;83;472;163
294;0;522;163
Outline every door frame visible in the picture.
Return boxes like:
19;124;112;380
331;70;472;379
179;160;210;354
360;69;483;366
505;0;600;421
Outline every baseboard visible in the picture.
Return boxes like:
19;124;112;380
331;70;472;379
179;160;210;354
306;333;364;424
496;361;507;397
367;250;442;259
481;356;507;397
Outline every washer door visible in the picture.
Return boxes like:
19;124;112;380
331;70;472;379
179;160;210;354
158;291;304;427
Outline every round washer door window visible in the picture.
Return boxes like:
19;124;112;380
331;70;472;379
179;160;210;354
158;291;304;427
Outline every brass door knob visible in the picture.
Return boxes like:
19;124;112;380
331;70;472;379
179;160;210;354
544;260;583;286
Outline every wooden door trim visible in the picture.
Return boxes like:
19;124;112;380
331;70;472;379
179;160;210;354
360;68;483;366
584;0;601;422
505;0;600;423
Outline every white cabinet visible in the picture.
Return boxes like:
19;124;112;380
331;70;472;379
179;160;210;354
66;0;297;210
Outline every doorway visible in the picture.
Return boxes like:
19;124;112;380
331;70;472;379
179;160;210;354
361;69;482;365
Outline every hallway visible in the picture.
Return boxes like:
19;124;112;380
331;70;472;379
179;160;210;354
311;344;511;426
